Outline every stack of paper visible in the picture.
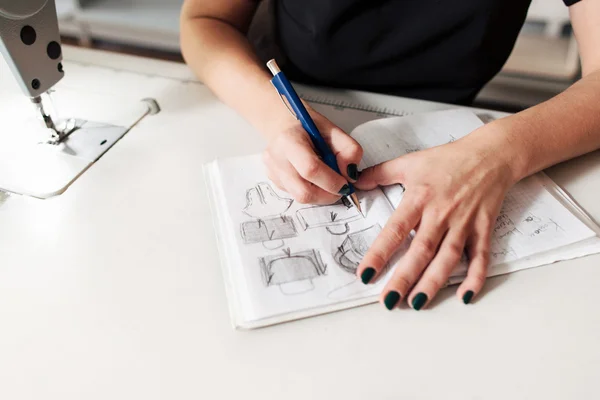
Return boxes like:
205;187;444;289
205;109;600;329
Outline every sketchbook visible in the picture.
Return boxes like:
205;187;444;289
205;109;600;329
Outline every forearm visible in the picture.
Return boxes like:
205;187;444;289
180;13;292;137
474;70;600;182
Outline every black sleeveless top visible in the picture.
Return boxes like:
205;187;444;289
272;0;580;104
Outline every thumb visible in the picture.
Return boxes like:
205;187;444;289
355;158;406;190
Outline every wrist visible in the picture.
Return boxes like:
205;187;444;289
261;111;300;140
260;102;318;141
252;90;303;140
467;119;531;185
222;76;300;141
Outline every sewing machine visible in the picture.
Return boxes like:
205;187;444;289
0;0;158;198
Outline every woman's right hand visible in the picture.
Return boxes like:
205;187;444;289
182;0;362;205
262;107;364;204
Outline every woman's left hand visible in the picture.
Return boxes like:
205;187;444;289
355;124;520;310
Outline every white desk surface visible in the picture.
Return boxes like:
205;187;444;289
1;46;600;400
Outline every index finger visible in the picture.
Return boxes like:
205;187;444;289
323;125;364;182
286;141;350;197
356;195;422;284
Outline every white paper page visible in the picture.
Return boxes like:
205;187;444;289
213;154;407;324
350;109;597;277
352;109;485;167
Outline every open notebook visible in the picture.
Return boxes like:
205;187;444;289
205;109;600;329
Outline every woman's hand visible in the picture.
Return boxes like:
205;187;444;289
355;125;520;310
262;107;363;204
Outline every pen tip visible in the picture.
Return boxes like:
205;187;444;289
349;193;363;217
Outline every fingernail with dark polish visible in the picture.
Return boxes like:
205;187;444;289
412;293;428;311
462;290;474;304
361;267;376;284
341;196;351;208
338;184;352;196
347;164;359;181
384;291;401;310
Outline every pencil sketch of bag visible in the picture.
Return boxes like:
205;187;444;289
334;224;382;274
240;215;298;250
296;201;361;235
243;182;293;218
259;249;327;295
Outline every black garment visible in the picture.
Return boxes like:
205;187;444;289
273;0;580;104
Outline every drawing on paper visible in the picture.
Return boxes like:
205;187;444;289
333;224;382;274
493;209;566;246
296;201;361;234
493;213;522;241
523;213;542;224
520;213;565;237
240;215;297;249
243;182;293;218
259;248;327;295
326;223;350;236
328;224;395;300
0;191;8;207
490;246;517;260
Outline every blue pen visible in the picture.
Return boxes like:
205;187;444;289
266;59;362;215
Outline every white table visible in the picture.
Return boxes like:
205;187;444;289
1;46;600;400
